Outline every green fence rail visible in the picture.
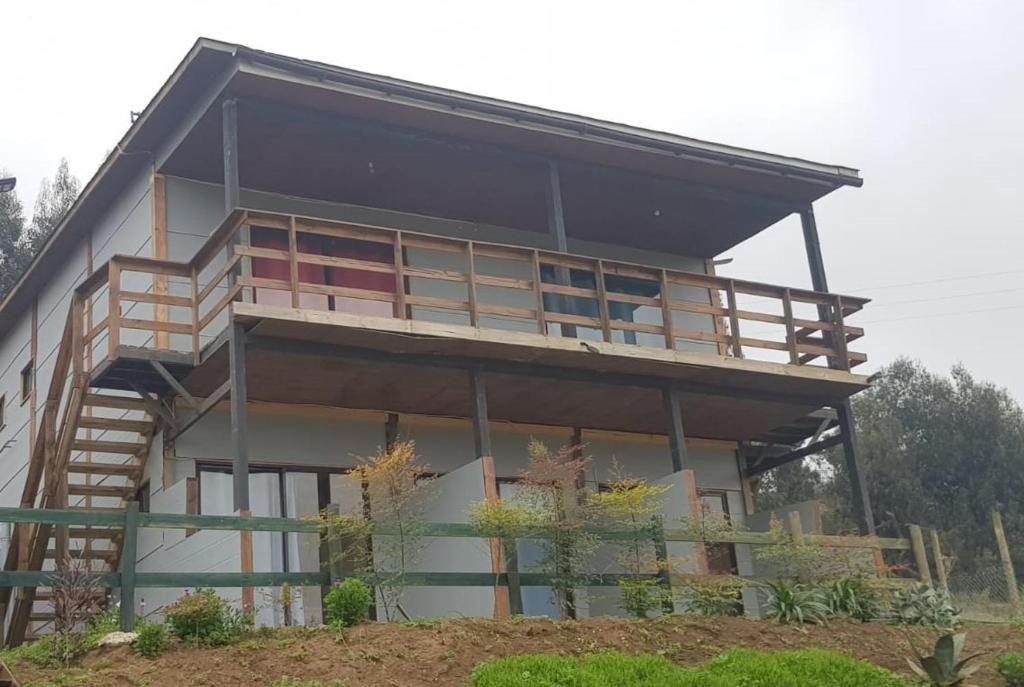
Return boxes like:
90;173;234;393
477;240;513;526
0;505;915;632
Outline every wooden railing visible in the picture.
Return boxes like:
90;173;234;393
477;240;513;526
76;209;868;373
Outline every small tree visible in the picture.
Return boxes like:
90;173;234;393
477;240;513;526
588;464;672;618
468;496;544;594
348;440;433;621
49;556;103;666
755;515;846;583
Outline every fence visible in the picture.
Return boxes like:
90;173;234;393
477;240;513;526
0;502;926;637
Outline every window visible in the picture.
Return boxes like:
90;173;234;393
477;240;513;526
0;394;5;431
19;361;33;405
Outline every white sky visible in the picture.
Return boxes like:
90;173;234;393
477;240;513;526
3;1;1023;396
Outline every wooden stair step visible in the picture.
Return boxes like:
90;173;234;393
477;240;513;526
67;484;134;499
72;439;147;455
78;416;153;433
67;527;123;539
45;548;118;561
34;590;108;602
67;462;141;477
83;393;150;411
28;613;54;622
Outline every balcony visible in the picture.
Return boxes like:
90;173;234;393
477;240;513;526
72;209;869;439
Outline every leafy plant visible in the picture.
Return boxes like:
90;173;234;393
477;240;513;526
323;579;372;628
827;576;882;621
163;588;251;646
764;581;831;624
618;578;672;620
132;621;169;658
755;516;846;583
678;576;745;617
906;633;984;686
892;584;961;630
996;652;1024;686
348;440;433;621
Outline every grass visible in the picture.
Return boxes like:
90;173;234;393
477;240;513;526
471;649;911;686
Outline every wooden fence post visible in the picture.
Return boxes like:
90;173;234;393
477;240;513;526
787;511;805;544
908;524;932;587
502;539;524;616
239;510;254;615
992;510;1020;607
319;504;346;621
929;529;949;593
119;502;139;631
651;517;674;614
681;470;709;576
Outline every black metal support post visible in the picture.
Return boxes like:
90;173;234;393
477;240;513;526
223;99;240;213
663;387;687;472
229;321;250;512
469;366;492;459
799;206;875;534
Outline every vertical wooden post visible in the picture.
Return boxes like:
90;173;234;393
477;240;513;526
908;524;933;587
393;232;407;319
469;367;491;460
788;510;805;544
119;502;139;631
190;267;200;363
929;528;949;593
222;99;240;213
681;469;709;575
466;242;480;327
663;387;687;473
594;260;612;343
239;510;254;615
503;539;524;616
651;517;674;613
659;269;675;350
481;456;510;619
781;288;798;365
107;260;121;360
531;251;547;335
725;280;742;358
288;217;300;308
993;510;1020;607
152;173;169;350
229;321;250;512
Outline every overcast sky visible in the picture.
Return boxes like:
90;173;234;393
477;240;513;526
3;1;1022;396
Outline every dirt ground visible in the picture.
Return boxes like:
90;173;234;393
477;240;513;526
9;617;1024;686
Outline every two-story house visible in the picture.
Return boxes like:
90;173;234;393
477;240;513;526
0;38;873;640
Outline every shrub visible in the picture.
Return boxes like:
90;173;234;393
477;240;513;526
764;581;831;624
324;579;372;628
827;576;882;621
618;578;671;619
892;584;961;630
164;588;251;645
133;621;169;658
678;576;744;617
996;652;1024;686
471;649;910;686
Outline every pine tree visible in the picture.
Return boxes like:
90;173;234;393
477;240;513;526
26;158;80;254
0;169;27;300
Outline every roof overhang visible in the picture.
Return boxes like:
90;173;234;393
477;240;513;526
0;37;862;331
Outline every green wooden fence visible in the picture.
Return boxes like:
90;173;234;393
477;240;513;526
0;504;915;632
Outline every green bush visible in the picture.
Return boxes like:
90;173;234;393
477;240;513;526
471;649;910;686
892;584;961;630
618;578;670;619
997;652;1024;686
324;579;372;628
678;577;744;617
827;577;882;621
133;621;169;658
164;588;251;645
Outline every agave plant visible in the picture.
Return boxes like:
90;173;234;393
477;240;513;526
906;633;984;686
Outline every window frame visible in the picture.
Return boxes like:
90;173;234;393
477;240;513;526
19;360;33;405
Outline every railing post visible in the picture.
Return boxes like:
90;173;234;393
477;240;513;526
107;260;121;360
781;288;798;365
531;251;547;335
502;538;524;616
832;295;850;370
659;269;675;350
908;524;933;587
651;516;674;614
466;242;480;328
190;267;200;364
393;232;407;319
119;501;139;631
288;217;300;309
594;260;612;343
725;280;743;358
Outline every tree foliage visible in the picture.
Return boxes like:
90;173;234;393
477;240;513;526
757;357;1024;571
0;159;80;301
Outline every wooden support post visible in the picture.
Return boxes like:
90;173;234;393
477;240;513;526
659;269;675;350
503;539;524;616
152;173;169;350
651;517;674;613
481;456;510;618
319;504;347;620
908;524;932;587
393;232;407;319
663;387;687;473
107;261;121;359
930;528;949;593
788;510;805;544
119;502;139;631
239;510;254;615
725;280;742;358
993;510;1020;607
782;288;798;365
545;160;575;336
469;367;491;460
835;400;876;534
222;99;240;213
681;469;709;575
287;217;300;308
466;242;479;327
531;251;547;335
229;321;250;512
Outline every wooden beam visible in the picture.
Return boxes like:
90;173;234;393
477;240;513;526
149;360;200;411
229;321;250;512
663;387;687;472
993;510;1020;608
469;367;491;459
223;99;240;213
929;528;949;593
908;524;932;587
152;173;169;350
481;456;510;619
240;510;255;614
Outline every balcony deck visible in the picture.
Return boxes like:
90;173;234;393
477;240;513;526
74;208;870;443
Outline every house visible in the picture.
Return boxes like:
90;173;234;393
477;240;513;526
0;38;873;638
